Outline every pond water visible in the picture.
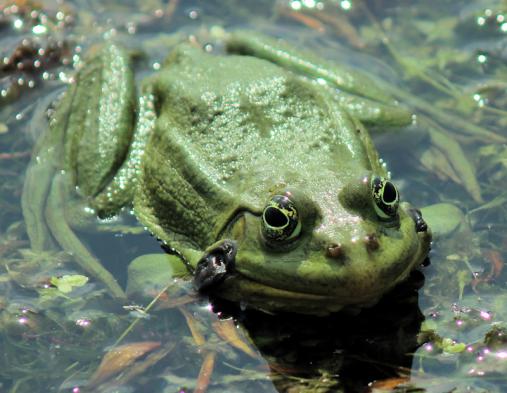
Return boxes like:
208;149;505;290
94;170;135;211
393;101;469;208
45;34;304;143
1;0;507;392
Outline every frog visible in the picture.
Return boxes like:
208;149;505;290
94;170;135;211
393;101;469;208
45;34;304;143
22;31;432;315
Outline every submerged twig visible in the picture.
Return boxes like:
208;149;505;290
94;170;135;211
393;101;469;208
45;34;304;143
0;151;30;160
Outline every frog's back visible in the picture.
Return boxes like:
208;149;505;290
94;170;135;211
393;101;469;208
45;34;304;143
135;45;379;248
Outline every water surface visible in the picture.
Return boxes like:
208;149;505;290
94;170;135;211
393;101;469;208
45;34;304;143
1;1;507;392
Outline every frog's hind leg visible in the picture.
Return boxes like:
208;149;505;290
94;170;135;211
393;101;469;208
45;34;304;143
42;54;157;299
45;171;126;299
22;147;58;251
22;80;75;251
22;43;142;299
225;31;413;127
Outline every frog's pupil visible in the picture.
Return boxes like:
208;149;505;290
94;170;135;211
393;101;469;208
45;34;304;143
383;182;397;203
264;207;288;228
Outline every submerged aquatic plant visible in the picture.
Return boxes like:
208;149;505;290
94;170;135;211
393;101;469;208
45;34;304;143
1;0;507;392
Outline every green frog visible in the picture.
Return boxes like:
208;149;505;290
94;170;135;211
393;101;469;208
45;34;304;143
22;32;432;315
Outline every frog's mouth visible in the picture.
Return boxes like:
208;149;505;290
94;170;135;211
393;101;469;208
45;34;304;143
193;236;426;314
193;241;352;314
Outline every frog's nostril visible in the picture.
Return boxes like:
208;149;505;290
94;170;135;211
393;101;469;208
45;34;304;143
326;243;344;259
364;234;380;252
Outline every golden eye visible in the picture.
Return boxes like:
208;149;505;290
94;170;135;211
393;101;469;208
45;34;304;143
371;176;399;219
262;195;301;242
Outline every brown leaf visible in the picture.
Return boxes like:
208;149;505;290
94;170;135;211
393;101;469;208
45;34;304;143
280;8;326;33
212;319;258;359
310;11;365;48
155;294;198;310
88;341;161;387
472;249;505;291
113;342;176;387
180;307;206;347
194;351;216;393
486;249;504;279
369;376;410;391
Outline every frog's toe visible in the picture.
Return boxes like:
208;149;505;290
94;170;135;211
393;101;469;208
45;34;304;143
407;206;429;233
194;240;237;292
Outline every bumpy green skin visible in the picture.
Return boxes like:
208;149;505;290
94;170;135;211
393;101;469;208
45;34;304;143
134;43;430;314
23;33;431;314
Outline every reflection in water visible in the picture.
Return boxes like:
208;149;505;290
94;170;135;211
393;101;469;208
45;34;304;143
212;270;425;392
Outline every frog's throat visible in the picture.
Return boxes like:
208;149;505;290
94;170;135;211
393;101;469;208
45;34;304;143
218;273;370;315
225;268;398;304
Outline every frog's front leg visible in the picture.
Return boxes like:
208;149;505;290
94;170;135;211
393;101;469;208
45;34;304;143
225;31;412;127
194;240;237;292
125;240;238;300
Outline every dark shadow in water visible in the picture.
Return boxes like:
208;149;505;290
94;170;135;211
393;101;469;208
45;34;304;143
211;269;426;393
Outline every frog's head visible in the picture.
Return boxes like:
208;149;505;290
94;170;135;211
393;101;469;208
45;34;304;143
195;173;431;315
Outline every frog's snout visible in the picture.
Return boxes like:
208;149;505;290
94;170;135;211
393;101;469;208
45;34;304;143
325;233;380;260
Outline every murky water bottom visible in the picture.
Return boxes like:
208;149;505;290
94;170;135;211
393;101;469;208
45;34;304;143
1;0;507;392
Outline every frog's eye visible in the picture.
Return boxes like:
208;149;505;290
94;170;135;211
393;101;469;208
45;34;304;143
371;176;399;219
262;195;301;242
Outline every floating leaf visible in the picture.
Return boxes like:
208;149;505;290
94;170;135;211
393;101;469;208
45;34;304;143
420;203;466;239
126;253;190;298
50;275;89;293
441;338;466;354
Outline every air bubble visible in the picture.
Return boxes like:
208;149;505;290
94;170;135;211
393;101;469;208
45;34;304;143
188;9;200;19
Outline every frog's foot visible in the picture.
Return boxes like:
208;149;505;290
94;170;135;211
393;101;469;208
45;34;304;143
406;206;429;234
194;240;237;292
